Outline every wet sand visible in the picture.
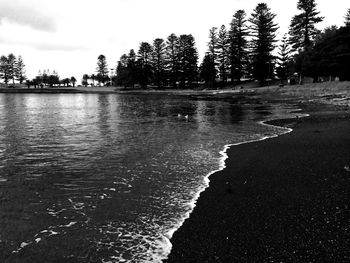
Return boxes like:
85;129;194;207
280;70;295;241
165;104;350;262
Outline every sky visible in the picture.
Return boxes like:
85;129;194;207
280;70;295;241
0;0;348;81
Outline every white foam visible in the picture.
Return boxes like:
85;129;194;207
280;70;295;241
162;112;308;262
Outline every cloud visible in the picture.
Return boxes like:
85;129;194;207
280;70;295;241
0;36;88;52
0;1;56;32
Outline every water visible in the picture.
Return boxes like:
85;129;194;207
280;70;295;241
0;93;300;262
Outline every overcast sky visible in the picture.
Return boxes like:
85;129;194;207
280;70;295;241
0;0;348;81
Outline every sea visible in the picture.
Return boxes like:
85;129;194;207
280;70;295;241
0;93;301;262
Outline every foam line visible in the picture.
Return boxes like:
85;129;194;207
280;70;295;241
162;112;308;262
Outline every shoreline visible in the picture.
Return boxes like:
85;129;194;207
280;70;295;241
162;107;304;261
164;103;350;262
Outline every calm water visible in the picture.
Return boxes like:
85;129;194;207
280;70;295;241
0;93;299;262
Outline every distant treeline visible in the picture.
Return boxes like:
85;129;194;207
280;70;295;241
0;54;77;88
1;0;349;89
97;0;349;88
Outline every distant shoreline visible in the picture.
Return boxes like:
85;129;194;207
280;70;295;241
0;81;349;108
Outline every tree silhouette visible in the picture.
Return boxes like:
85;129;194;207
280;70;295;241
177;34;198;88
229;10;249;82
0;56;10;85
82;74;89;87
70;76;77;87
289;0;324;51
217;25;230;83
276;35;292;83
15;55;26;84
96;54;108;85
200;53;216;88
207;27;218;84
166;33;179;88
137;42;153;88
249;3;278;86
152;38;167;88
7;53;16;84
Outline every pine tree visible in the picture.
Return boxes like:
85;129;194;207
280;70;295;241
177;34;198;87
166;33;179;88
200;53;216;88
0;56;10;85
207;27;218;84
15;55;26;84
217;25;230;83
152;38;167;88
249;3;278;86
7;53;16;84
96;54;109;85
127;49;137;87
289;0;324;51
345;8;350;27
276;35;292;83
137;42;153;87
229;10;249;82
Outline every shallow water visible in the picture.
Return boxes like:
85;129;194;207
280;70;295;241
0;93;300;262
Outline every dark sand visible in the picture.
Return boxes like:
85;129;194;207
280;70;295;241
165;105;350;262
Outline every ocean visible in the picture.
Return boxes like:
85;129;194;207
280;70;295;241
0;93;301;262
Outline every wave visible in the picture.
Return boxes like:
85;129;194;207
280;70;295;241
161;110;309;262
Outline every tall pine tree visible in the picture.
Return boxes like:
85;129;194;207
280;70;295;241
15;55;26;84
96;54;109;85
166;33;179;88
217;25;230;83
137;42;153;88
229;10;249;82
289;0;324;51
207;27;218;84
177;34;198;87
276;35;292;83
152;38;167;88
249;3;278;86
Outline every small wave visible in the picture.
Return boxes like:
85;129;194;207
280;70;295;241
162;110;307;262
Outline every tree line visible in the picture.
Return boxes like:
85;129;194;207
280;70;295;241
1;1;349;89
0;54;26;85
201;1;350;87
104;0;349;88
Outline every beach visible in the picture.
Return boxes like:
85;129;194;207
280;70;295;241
165;103;350;262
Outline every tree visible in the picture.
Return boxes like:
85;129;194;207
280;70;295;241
90;74;96;86
7;53;16;84
200;53;216;88
217;25;230;83
15;55;26;84
96;54;108;85
249;3;278;86
229;10;249;82
177;34;198;87
82;74;89;87
276;35;292;83
166;33;179;87
207;27;218;84
137;42;153;88
152;38;167;88
127;49;137;87
289;0;324;51
70;76;77;87
0;56;10;85
345;8;350;27
115;54;129;87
